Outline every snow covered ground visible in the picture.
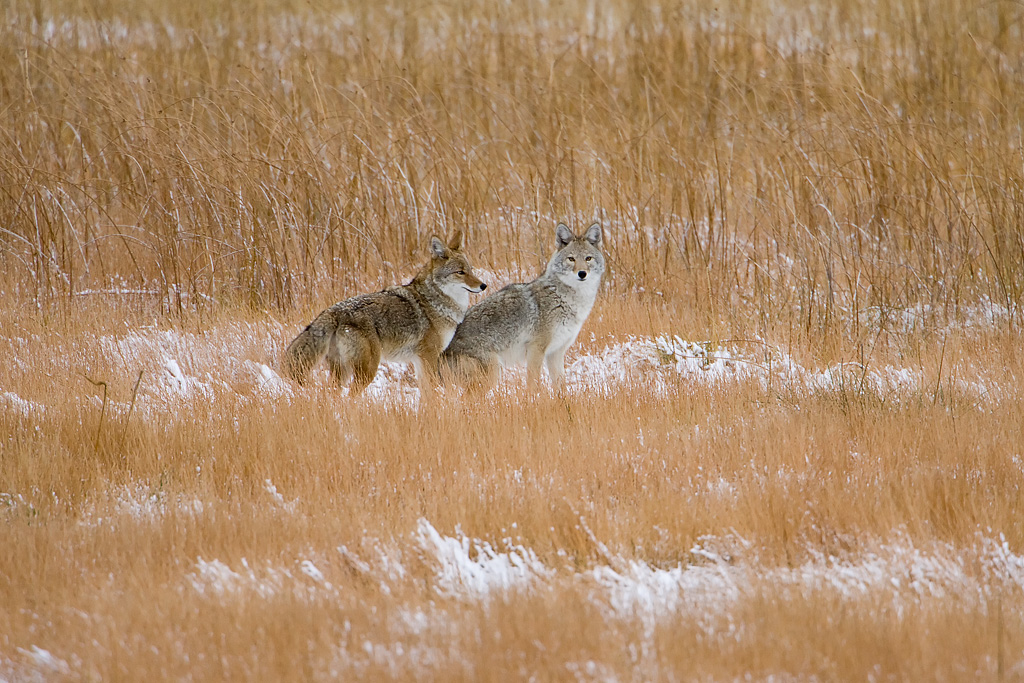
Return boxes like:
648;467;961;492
3;320;1021;678
5;471;1016;678
2;318;1001;418
11;486;1022;678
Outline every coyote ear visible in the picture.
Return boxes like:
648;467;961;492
429;236;448;259
448;229;464;252
584;221;602;246
555;222;574;249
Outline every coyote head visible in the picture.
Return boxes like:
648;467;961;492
428;230;486;306
547;222;605;287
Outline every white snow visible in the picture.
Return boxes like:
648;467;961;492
263;479;299;513
413;518;552;600
186;557;319;601
10;518;1023;677
253;362;292;398
14;646;71;679
0;646;79;683
177;520;1024;624
0;322;971;414
1;391;45;416
76;485;205;528
566;334;1006;406
300;559;328;585
37;516;995;677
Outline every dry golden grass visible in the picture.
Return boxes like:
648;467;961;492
2;0;1024;679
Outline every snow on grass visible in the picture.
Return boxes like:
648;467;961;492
570;335;754;394
158;357;216;398
1;391;45;416
300;559;328;584
77;484;206;529
569;334;1007;405
413;518;552;600
9;517;1020;678
585;531;1024;638
97;322;291;405
359;362;422;407
92;322;431;409
264;479;299;513
186;556;331;602
251;361;292;398
0;492;32;519
177;519;1024;622
187;558;284;599
154;517;1024;676
72;322;1011;412
870;297;1015;335
590;559;741;637
69;479;303;529
0;646;74;683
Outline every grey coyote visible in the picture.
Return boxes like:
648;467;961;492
442;222;604;392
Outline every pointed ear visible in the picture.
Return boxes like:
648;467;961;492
447;229;463;252
555;222;574;249
584;222;602;246
429;236;448;259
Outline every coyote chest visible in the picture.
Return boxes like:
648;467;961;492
544;277;599;352
494;276;599;365
438;322;458;350
546;314;585;352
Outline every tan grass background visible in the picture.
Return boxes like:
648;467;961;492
2;0;1024;679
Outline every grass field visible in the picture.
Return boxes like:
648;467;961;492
2;0;1024;679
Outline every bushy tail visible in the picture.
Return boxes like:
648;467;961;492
282;318;332;384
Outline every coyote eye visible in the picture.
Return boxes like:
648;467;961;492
585;256;593;262
455;270;465;275
567;257;575;263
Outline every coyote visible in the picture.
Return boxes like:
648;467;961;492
441;221;605;393
283;231;486;395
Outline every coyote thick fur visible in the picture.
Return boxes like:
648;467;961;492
283;231;485;395
441;222;605;393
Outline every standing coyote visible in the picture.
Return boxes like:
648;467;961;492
283;231;486;395
441;221;605;393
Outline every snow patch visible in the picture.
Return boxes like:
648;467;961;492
587;532;1024;628
1;391;45;416
187;558;290;600
0;646;75;683
264;479;299;513
185;554;339;601
565;334;1003;405
76;323;1010;410
252;362;292;398
77;485;205;528
325;524;1024;627
414;518;551;600
567;335;750;395
300;559;328;585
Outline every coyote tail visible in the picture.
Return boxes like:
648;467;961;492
282;318;333;384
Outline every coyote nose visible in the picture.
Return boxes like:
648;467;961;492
479;283;487;291
577;271;587;280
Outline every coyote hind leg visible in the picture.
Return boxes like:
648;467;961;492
328;329;380;395
445;354;499;396
465;357;500;397
324;332;353;387
347;340;381;396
